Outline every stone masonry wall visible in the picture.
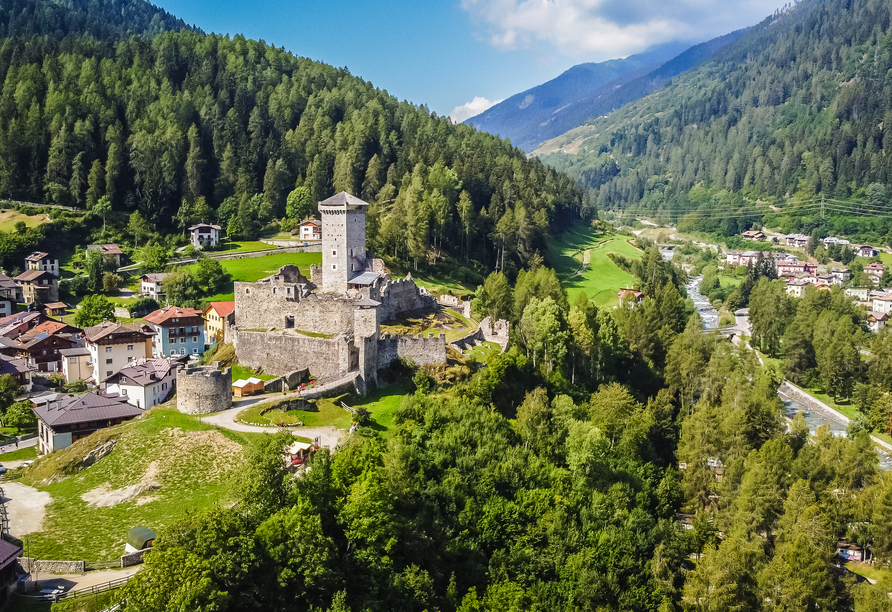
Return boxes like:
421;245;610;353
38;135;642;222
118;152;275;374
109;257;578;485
480;317;510;351
235;277;360;337
176;363;232;414
121;548;150;567
377;333;447;369
19;558;85;574
234;330;351;379
377;277;437;321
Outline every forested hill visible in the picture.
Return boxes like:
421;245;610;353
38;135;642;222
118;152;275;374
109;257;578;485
0;0;197;40
536;0;892;224
0;0;584;276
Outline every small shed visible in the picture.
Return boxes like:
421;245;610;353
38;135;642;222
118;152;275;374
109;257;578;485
43;302;67;316
126;526;156;553
285;441;314;466
233;377;264;397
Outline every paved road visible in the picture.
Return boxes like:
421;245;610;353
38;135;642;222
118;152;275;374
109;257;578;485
0;436;37;456
202;403;346;450
27;565;140;591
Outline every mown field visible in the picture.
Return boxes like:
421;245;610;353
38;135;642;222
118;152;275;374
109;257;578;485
186;251;323;301
15;408;269;561
546;222;644;305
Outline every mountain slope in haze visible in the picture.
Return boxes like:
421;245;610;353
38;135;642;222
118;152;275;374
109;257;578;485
0;0;198;40
535;0;892;222
464;41;691;152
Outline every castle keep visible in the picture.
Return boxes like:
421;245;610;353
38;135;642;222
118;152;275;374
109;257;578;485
232;192;444;394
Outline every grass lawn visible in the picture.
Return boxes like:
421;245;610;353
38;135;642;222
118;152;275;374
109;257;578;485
230;365;277;383
0;209;50;233
845;560;889;583
213;240;278;254
464;340;501;363
385;259;477;297
0;446;37;461
237;385;409;436
719;274;742;287
185;252;323;301
18;407;269;561
546;221;643;306
380;308;476;343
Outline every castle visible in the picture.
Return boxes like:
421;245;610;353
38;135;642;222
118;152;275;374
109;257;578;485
230;192;447;394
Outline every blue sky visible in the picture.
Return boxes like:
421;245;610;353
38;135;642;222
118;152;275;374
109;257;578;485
155;0;787;121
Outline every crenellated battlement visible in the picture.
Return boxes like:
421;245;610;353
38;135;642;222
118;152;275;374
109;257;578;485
377;332;446;368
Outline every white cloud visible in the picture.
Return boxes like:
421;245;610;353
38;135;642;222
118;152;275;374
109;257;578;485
450;96;504;123
460;0;786;59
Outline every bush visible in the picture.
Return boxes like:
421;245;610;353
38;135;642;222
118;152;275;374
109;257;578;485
129;297;159;318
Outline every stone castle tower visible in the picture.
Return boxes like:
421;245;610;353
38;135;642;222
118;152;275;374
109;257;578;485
319;192;370;293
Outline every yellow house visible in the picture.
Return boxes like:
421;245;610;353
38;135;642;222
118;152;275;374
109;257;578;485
203;302;235;345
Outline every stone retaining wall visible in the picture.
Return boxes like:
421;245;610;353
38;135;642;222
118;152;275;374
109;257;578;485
19;558;85;574
778;381;850;425
120;548;150;567
298;373;360;399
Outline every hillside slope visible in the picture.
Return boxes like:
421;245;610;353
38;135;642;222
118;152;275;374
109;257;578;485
464;41;690;152
535;0;892;223
0;0;583;278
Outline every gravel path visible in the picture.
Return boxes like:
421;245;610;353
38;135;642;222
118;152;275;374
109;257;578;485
202;404;346;450
2;481;51;536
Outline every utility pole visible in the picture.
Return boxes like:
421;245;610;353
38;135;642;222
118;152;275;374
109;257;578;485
821;195;825;219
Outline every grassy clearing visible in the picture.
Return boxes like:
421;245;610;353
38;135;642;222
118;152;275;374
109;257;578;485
185;252;322;302
0;209;50;233
237;385;409;436
381;308;476;343
464;340;501;363
719;275;742;287
384;258;477;297
18;407;268;561
213;240;278;254
230;365;277;383
845;560;888;582
546;222;643;306
0;446;37;461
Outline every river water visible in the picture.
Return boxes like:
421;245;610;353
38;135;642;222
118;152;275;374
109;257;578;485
663;247;892;469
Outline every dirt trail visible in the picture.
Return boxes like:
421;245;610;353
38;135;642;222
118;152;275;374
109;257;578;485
202;404;346;449
2;481;51;536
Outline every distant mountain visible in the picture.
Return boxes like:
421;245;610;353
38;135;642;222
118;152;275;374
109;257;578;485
464;41;692;152
533;0;892;222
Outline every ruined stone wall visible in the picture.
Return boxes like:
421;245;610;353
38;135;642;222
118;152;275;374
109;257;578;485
176;363;232;414
377;277;437;320
377;333;447;369
235;283;360;337
234;330;351;379
438;295;472;319
480;317;510;351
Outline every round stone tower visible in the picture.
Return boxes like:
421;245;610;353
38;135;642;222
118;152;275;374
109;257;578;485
176;362;232;415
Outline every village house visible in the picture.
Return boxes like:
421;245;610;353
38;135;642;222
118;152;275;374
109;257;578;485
845;287;871;301
617;288;644;305
785;233;809;247
298;218;322;241
60;347;92;383
0;312;42;339
831;268;852;284
14;269;58;304
0;273;22;303
786;279;809;298
33;392;143;454
776;260;817;277
864;262;886;279
0;538;21;610
8;319;81;373
145;306;206;358
104;358;176;409
203;301;235;345
873;291;892;315
857;245;879;258
823;236;850;245
741;229;766;240
24;251;59;277
87;244;123;267
837;539;869;562
189;223;221;249
84;321;155;383
869;312;888;333
141;273;169;301
0;297;13;319
0;353;34;390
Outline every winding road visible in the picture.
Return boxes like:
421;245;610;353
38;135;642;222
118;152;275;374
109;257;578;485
202;401;346;450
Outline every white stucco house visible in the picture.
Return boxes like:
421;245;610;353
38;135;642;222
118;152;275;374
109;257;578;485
104;358;176;409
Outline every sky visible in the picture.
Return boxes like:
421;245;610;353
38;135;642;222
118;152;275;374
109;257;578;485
155;0;789;122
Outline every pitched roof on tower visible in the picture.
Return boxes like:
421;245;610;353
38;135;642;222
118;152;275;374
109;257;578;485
318;192;370;207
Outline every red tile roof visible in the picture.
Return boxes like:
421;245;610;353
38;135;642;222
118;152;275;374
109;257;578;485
144;306;203;325
204;301;235;318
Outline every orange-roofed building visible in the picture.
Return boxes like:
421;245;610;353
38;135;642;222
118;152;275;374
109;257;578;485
203;301;235;345
145;306;206;358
